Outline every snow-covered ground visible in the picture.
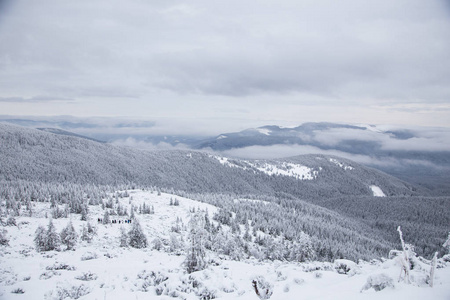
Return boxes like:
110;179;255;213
1;190;449;300
212;155;318;180
370;185;386;197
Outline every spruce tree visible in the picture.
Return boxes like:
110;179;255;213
128;220;147;248
60;221;78;250
184;211;208;273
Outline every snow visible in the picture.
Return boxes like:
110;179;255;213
257;128;271;136
247;162;317;180
1;190;449;300
211;156;318;180
370;185;386;197
217;135;228;140
329;158;354;170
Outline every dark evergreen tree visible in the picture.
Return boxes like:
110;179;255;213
128;220;147;248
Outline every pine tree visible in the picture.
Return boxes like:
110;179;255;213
102;210;110;225
34;225;46;251
128;220;147;248
60;221;78;250
80;204;88;221
35;219;61;252
119;226;128;247
184;211;208;273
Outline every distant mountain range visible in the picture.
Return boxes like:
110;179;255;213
1;118;449;194
191;123;450;194
0;123;420;199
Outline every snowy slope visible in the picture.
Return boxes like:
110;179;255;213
1;190;449;300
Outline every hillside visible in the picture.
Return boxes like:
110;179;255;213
0;123;421;199
193;123;450;194
0;123;448;260
1;190;449;300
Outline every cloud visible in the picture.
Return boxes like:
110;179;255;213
111;137;189;151
0;96;74;102
0;0;449;110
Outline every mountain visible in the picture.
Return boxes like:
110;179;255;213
1;123;449;260
37;127;105;143
193;123;450;194
0;123;420;199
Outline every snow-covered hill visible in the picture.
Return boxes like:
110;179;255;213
1;190;449;300
0;123;420;199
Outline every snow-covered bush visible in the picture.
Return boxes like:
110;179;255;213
80;251;98;261
334;259;360;276
11;287;25;294
360;273;394;292
60;221;78;250
75;272;98;281
197;287;217;299
46;262;76;271
252;276;274;299
0;229;9;246
135;270;169;292
54;284;91;300
40;271;61;280
6;216;17;226
152;237;163;251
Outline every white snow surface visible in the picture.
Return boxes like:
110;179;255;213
329;158;354;170
370;185;386;197
257;128;271;135
212;155;317;180
1;190;449;300
247;162;317;180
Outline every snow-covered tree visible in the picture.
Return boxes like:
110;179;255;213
128;219;147;248
34;225;46;251
290;232;315;262
35;219;61;251
102;210;110;225
443;232;450;254
396;226;411;284
169;233;182;254
119;226;128;247
184;211;208;273
60;221;78;250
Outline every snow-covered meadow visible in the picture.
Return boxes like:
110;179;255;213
1;190;449;300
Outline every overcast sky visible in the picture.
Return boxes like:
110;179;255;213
1;0;449;135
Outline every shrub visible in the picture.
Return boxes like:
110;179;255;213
55;284;90;300
11;287;25;294
360;273;394;292
0;229;9;246
75;272;98;281
46;262;76;271
252;276;273;300
81;251;98;261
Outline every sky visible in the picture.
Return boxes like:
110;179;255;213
0;0;450;136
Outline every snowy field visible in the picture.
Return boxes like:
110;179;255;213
1;190;449;300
